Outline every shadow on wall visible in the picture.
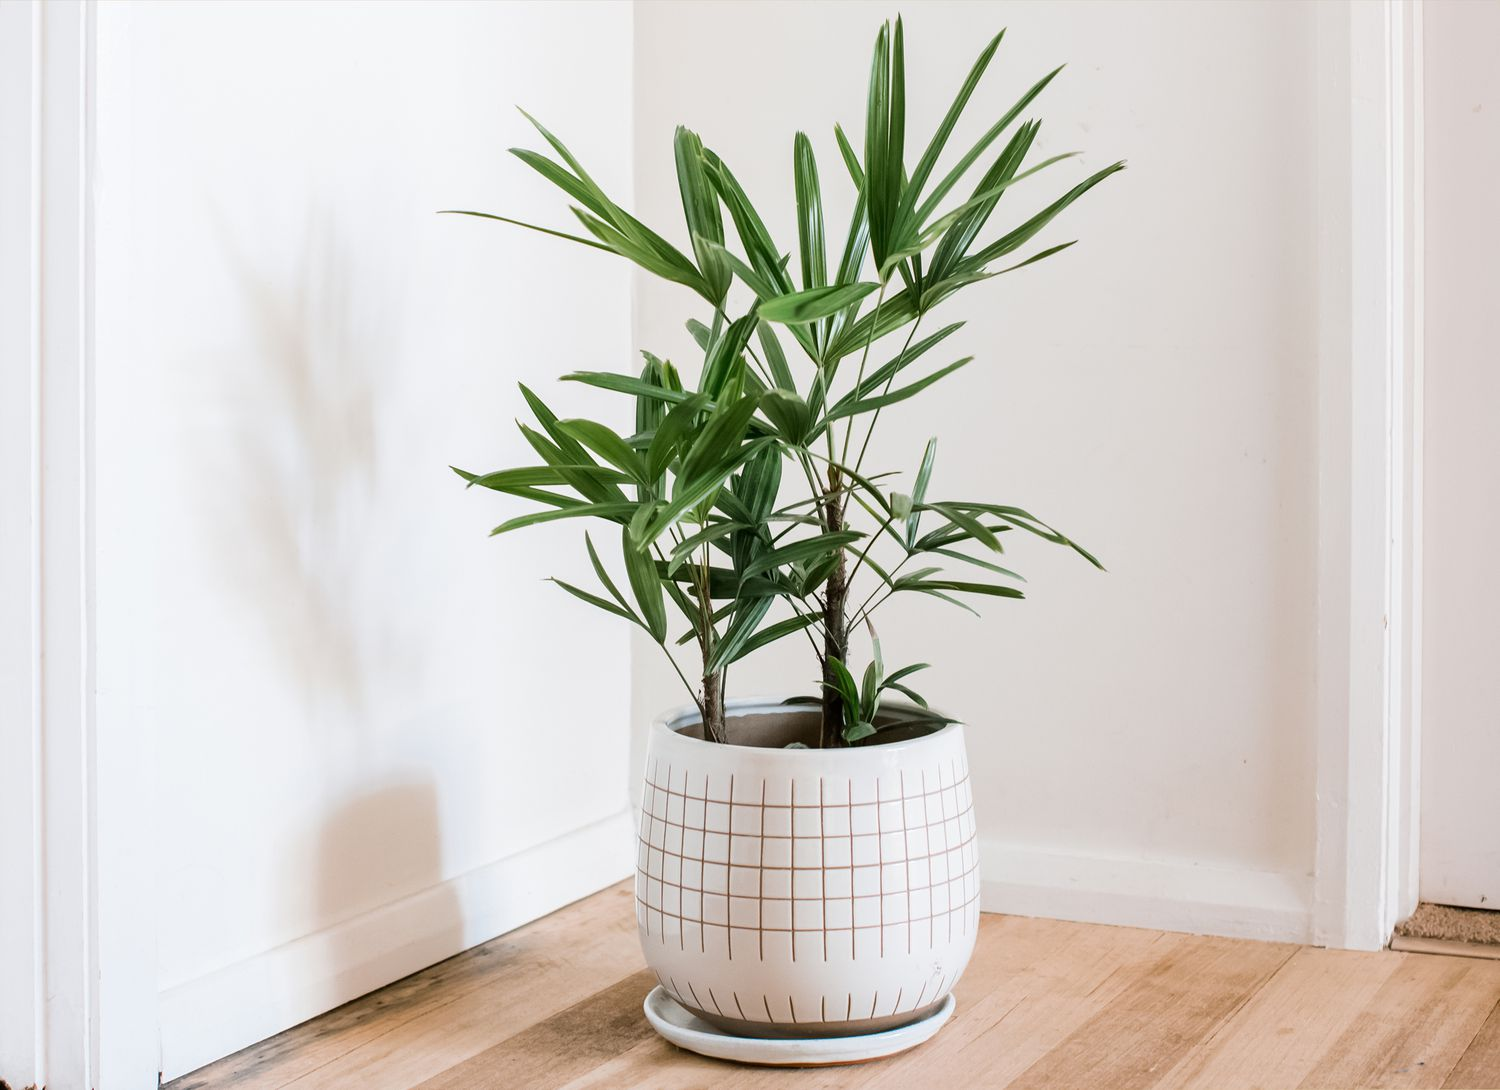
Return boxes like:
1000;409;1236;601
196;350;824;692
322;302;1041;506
202;208;414;717
202;212;465;993
314;779;464;1008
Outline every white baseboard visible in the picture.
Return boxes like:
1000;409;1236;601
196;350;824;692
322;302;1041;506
158;808;635;1083
979;840;1314;944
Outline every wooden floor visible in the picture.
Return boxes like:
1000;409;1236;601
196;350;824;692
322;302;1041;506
169;882;1500;1090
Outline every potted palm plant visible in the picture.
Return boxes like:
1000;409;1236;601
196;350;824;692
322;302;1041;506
451;17;1120;1062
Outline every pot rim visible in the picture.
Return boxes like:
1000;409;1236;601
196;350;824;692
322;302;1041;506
652;694;964;758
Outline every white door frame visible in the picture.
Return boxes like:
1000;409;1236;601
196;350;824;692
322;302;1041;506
1;2;159;1087
0;2;1425;1085
1313;0;1424;952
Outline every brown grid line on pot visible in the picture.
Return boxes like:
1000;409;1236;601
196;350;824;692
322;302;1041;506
635;754;978;963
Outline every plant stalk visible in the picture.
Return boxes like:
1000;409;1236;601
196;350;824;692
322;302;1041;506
702;670;726;743
820;467;849;749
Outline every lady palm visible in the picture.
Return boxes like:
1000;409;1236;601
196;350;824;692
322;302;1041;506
451;17;1121;746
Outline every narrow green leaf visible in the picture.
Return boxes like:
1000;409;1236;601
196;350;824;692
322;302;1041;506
437;210;611;252
742;530;864;579
759;282;880;325
756;323;796;390
825;323;964;420
557;419;649;481
454;465;585;510
900;585;980;615
883;682;928;708
964;162;1127;269
518;384;627;503
908;438;937;546
674;126;731;302
898;30;1005;228
864;21;895;272
686;318;713;350
860;660;879;718
644;438;774;544
701;150;795;297
489;501;637;537
518;110;710;296
680;395;759;483
705;597;775;673
647;393;709;481
700;313;758;399
549;577;637;623
928;121;1039;280
902;578;1025;599
735;444;783;523
720;614;816;665
948;501;1104;569
993;240;1078;276
666;520;749;574
824;357;972;422
924;501;1005;553
923;546;1025;582
834;124;865;187
508;148;613;220
882;662;931;688
793;132;827;293
918;151;1078;241
461;465;589;490
827;656;861;717
621;527;668;641
824;289;919;363
585;532;631;610
759;388;811;444
914;65;1065;227
562;371;693;405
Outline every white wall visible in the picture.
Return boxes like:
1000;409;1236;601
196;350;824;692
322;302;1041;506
1419;0;1500;910
631;0;1320;939
92;1;635;1078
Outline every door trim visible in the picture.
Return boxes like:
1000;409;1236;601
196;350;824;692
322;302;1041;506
1312;0;1424;952
0;2;161;1086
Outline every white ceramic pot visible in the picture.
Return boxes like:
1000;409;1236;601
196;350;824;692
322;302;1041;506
635;697;979;1038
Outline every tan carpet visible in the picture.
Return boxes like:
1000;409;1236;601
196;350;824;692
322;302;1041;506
1395;902;1500;945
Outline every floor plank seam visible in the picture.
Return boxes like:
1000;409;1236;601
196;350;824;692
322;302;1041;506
1443;992;1500;1087
1193;946;1299;1052
960;994;1028;1052
272;986;475;1090
230;939;538;1090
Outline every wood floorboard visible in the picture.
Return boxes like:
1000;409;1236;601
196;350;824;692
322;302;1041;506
1000;934;1297;1090
168;882;1500;1090
1445;999;1500;1090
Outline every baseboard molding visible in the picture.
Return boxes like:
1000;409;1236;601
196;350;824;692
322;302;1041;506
158;808;635;1082
979;841;1314;944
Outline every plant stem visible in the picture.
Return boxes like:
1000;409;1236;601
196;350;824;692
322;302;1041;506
820;283;891;748
689;530;728;743
820;465;849;749
702;670;726;743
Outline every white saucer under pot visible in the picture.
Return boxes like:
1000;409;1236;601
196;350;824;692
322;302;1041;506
634;697;979;1044
643;986;957;1066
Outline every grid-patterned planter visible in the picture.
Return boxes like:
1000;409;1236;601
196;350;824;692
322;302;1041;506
635;697;979;1038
